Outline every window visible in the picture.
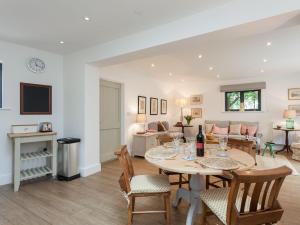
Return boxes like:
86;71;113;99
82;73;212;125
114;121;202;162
0;63;2;108
225;90;261;111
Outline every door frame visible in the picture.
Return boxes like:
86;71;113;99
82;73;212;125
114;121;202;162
99;78;125;161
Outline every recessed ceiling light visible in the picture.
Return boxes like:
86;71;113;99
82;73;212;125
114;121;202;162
209;66;214;71
169;72;173;76
260;69;265;73
59;41;64;44
216;74;220;78
198;54;203;59
266;42;272;47
151;63;155;68
263;58;268;63
84;17;91;21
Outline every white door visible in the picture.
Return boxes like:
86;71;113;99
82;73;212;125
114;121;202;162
100;79;121;162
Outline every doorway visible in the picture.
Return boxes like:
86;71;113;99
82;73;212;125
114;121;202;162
100;79;122;162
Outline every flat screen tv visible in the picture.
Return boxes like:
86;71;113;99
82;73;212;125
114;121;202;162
20;82;52;115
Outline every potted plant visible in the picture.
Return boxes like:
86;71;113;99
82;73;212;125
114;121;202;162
184;115;193;125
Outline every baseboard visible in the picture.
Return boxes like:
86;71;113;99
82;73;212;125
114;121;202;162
0;173;12;186
80;163;101;177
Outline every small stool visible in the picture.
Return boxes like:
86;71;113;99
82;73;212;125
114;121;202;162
262;142;276;158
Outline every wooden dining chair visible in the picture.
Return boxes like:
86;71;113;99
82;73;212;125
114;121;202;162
157;134;190;188
206;138;254;189
200;166;292;225
115;145;171;225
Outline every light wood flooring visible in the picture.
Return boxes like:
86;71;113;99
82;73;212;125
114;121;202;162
0;155;299;225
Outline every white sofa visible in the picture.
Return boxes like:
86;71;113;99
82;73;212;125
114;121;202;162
147;121;183;139
204;120;262;152
291;135;300;161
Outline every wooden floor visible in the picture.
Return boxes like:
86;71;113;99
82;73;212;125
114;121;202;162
0;155;300;225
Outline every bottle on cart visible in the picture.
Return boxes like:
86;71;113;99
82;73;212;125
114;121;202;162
196;125;205;157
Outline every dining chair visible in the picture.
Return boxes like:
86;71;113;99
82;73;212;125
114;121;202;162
115;145;171;225
206;138;254;189
200;166;292;225
157;134;191;188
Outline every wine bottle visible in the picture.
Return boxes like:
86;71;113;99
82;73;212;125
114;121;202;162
196;125;205;157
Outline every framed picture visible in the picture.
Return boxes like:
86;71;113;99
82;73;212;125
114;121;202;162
138;96;146;114
150;97;158;115
288;105;300;116
190;95;203;105
161;99;167;114
288;88;300;100
191;108;202;118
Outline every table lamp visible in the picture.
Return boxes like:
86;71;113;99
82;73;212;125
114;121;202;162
283;109;296;129
136;114;147;134
176;98;188;123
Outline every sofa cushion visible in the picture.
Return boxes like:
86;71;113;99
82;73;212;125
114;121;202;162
205;123;214;134
212;125;228;135
161;121;170;131
241;125;258;136
229;124;241;135
148;122;158;131
158;121;167;132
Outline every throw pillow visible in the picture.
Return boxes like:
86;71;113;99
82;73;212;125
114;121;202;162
205;123;214;134
241;125;258;136
229;124;241;135
212;125;228;135
157;121;167;132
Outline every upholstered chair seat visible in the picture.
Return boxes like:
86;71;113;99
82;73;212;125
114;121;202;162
130;175;170;194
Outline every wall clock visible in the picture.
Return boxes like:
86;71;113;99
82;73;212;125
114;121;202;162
27;57;46;73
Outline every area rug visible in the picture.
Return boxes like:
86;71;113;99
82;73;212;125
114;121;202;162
255;155;299;176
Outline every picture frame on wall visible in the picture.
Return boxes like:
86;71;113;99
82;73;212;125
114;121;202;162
191;108;202;118
288;105;300;116
150;97;158;115
190;95;203;105
138;96;146;114
161;99;167;114
288;88;300;100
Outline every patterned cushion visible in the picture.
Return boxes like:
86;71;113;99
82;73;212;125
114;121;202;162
200;188;229;224
200;188;260;225
130;175;170;194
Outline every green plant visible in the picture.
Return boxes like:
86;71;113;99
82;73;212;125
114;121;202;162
184;115;193;125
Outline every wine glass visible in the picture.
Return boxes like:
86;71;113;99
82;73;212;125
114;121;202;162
173;137;181;153
217;135;228;157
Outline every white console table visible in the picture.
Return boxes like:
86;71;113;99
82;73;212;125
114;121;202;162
132;133;158;157
7;132;57;192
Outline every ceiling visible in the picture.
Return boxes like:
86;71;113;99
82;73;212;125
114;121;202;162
0;0;231;54
96;11;300;81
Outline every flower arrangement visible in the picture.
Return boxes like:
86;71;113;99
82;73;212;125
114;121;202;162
184;115;193;125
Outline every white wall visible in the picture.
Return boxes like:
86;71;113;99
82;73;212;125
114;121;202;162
169;73;300;143
98;64;172;152
0;40;63;185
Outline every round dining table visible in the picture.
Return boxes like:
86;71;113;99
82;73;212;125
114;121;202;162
145;144;255;225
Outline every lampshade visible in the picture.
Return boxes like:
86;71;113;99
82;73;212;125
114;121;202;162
283;109;296;119
136;114;147;123
175;98;188;107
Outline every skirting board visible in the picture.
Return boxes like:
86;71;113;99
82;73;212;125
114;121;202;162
0;173;12;186
80;163;101;177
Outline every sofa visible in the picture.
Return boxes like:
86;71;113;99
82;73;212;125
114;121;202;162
147;121;183;139
204;120;262;152
291;135;300;161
